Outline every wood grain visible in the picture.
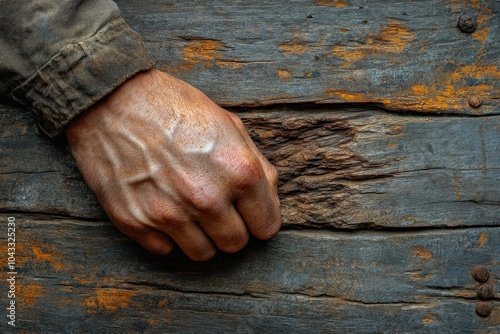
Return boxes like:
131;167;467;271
1;1;499;332
1;105;498;229
116;0;500;115
0;218;498;333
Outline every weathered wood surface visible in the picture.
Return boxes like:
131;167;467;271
117;0;500;115
1;0;499;332
1;104;499;229
0;218;499;333
1;103;499;332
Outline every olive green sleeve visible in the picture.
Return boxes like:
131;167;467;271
0;1;154;137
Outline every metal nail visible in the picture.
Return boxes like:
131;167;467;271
458;13;477;33
475;301;492;317
476;283;495;300
471;265;490;282
468;96;482;108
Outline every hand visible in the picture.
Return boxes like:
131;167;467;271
65;69;281;260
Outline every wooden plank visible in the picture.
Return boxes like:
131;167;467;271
0;218;498;332
116;0;500;115
1;105;499;228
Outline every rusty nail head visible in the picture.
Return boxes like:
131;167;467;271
476;301;492;317
458;13;477;33
468;96;482;108
471;265;490;282
477;283;495;300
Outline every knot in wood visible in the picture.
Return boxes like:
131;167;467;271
458;13;477;33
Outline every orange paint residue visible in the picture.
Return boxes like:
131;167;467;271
323;89;395;106
277;69;292;80
324;88;394;107
478;233;487;248
331;47;367;62
325;3;497;112
447;0;493;14
316;0;348;7
20;283;44;307
422;314;436;324
278;42;310;55
332;19;415;66
84;289;136;313
324;89;368;102
447;0;492;43
411;85;430;96
412;246;433;260
278;32;316;55
451;64;500;81
473;26;489;43
376;21;416;52
180;39;244;71
32;245;67;272
409;63;498;112
182;39;224;69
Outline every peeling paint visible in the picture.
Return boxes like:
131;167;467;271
279;41;312;55
182;39;224;70
422;314;436;324
20;283;44;307
316;0;348;7
84;289;136;313
179;39;243;71
277;69;292;80
32;245;67;272
478;233;487;248
332;19;415;66
409;63;499;112
412;246;433;260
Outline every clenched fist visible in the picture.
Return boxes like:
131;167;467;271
65;69;281;261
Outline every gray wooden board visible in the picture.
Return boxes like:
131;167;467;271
0;218;498;333
1;0;499;331
1;105;499;229
116;0;500;115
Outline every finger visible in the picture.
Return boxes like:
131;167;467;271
157;220;217;261
197;204;250;253
129;230;175;255
232;164;282;241
101;197;176;255
243;133;280;188
230;112;279;188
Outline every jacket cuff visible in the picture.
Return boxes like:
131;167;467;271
11;17;154;138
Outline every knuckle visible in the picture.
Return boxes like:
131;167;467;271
229;113;246;131
189;191;222;213
233;154;264;190
152;205;186;226
267;164;279;186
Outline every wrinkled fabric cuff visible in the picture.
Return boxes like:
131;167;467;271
11;17;154;137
